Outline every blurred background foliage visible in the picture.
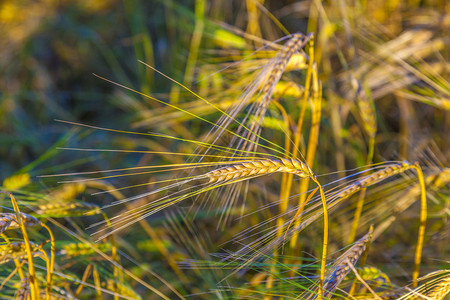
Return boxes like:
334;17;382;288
0;0;307;177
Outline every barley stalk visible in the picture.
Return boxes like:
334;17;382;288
348;77;376;244
289;57;322;249
271;36;316;297
75;264;93;297
10;194;40;300
105;279;142;300
39;223;55;300
412;164;427;287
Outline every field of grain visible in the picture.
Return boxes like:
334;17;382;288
0;0;448;299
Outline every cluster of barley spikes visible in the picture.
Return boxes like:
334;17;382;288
1;1;449;299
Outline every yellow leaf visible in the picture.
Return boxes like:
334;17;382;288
274;81;305;98
3;173;31;190
50;183;85;202
285;54;307;71
213;29;246;49
0;2;20;23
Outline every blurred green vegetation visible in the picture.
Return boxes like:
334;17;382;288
0;0;306;177
1;0;187;177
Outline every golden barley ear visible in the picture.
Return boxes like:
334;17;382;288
0;213;40;234
205;158;312;183
383;270;450;300
336;162;414;201
36;201;101;218
199;33;312;161
61;242;111;258
424;276;450;300
411;270;450;300
0;241;43;264
321;226;374;299
14;275;31;300
351;77;377;140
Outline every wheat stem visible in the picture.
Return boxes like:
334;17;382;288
311;176;328;299
10;193;40;300
412;163;427;287
40;223;54;300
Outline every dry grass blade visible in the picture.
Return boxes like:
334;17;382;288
105;279;142;300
